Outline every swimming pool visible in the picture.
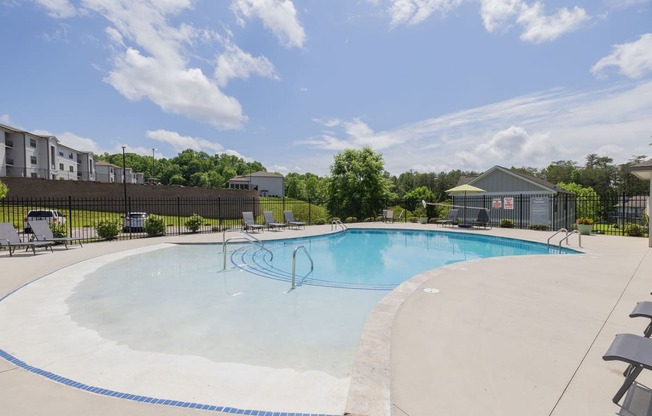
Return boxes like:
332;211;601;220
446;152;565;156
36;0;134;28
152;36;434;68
0;229;576;415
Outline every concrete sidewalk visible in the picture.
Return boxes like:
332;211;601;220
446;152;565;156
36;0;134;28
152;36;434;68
0;225;651;416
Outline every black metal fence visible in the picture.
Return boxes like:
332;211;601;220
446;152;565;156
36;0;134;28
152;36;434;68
0;192;648;242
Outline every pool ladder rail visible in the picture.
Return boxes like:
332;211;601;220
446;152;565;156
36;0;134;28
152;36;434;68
220;230;273;271
547;228;582;249
331;219;347;231
289;245;314;291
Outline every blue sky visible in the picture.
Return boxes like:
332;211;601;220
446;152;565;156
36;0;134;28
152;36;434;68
1;0;651;176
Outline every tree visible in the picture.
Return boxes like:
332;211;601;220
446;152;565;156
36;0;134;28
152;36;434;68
543;160;578;184
557;182;602;221
327;147;395;220
615;156;649;195
0;179;7;198
403;186;437;218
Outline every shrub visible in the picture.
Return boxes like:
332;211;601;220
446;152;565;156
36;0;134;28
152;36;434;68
409;217;418;223
145;215;166;237
95;219;121;240
500;219;515;228
364;217;375;222
624;223;645;237
314;218;326;225
428;218;438;224
49;222;68;238
344;216;357;223
185;213;204;233
528;224;549;231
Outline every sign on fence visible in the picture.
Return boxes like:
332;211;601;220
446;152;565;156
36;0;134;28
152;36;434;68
492;198;502;209
503;197;514;210
530;196;549;226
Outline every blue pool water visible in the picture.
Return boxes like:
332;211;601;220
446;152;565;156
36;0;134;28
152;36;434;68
230;228;575;290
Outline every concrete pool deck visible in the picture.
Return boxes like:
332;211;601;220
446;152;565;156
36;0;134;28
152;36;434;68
0;224;651;416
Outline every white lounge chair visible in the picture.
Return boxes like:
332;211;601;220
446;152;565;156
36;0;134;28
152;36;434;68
242;212;264;233
0;222;53;256
283;210;305;229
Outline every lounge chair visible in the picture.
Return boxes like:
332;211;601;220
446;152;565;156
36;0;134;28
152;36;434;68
630;301;652;338
28;220;83;249
263;211;286;231
383;209;394;223
0;222;53;256
283;210;305;229
435;209;458;227
242;212;264;233
472;209;491;229
603;333;652;404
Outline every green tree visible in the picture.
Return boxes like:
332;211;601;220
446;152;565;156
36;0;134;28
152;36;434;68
557;182;602;221
543;160;578;184
403;186;437;218
0;179;7;198
327;147;395;219
615;155;649;195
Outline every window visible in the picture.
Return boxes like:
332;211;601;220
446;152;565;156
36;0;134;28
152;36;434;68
68;152;74;160
69;166;74;172
31;172;38;178
30;156;37;165
59;163;64;170
58;149;64;157
29;138;36;148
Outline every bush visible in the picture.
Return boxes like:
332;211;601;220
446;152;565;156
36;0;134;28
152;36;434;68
624;223;645;237
344;216;358;223
95;219;121;240
314;218;326;225
145;215;166;237
185;213;204;233
528;224;549;231
49;222;68;238
499;219;515;228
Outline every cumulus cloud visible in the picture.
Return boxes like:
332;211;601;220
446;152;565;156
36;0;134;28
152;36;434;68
480;0;520;33
300;117;409;151
0;114;12;125
74;0;248;129
516;3;588;43
214;38;279;87
146;129;247;160
591;33;652;79
231;0;306;48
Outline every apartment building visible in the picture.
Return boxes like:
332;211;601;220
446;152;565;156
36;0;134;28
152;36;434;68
95;162;142;184
227;171;285;197
1;123;95;181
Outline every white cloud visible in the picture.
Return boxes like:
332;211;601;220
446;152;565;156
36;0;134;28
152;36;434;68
146;129;247;160
214;39;279;87
0;114;12;125
34;0;77;18
388;0;465;27
384;0;589;43
300;80;652;174
516;3;589;43
231;0;306;48
591;33;652;79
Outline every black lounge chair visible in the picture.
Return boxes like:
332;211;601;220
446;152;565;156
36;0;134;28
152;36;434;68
0;222;53;256
242;212;264;233
472;209;491;229
435;209;458;227
28;220;83;249
603;333;652;404
630;301;652;338
283;210;305;229
263;211;286;231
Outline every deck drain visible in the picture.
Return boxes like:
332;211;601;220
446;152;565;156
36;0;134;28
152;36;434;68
423;288;439;294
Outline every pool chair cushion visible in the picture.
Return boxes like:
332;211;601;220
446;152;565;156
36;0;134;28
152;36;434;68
603;333;652;404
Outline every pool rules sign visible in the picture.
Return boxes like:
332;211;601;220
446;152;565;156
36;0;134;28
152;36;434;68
530;196;550;227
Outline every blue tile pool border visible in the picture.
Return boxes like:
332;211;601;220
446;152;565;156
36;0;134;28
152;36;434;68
0;348;337;416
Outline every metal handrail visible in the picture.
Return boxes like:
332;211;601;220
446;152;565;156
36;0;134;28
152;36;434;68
331;219;347;231
221;233;273;270
547;227;582;248
290;245;314;290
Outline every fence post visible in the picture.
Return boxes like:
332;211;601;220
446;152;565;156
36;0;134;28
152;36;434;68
308;198;311;225
177;196;181;235
68;195;73;237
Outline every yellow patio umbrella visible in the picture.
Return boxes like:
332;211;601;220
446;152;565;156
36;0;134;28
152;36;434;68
446;184;486;225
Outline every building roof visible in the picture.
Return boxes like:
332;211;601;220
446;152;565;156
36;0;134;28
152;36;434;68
466;165;572;194
630;159;652;180
95;161;122;168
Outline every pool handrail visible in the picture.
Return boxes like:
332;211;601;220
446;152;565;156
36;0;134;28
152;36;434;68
547;228;582;249
221;233;273;270
290;245;314;291
331;219;347;231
